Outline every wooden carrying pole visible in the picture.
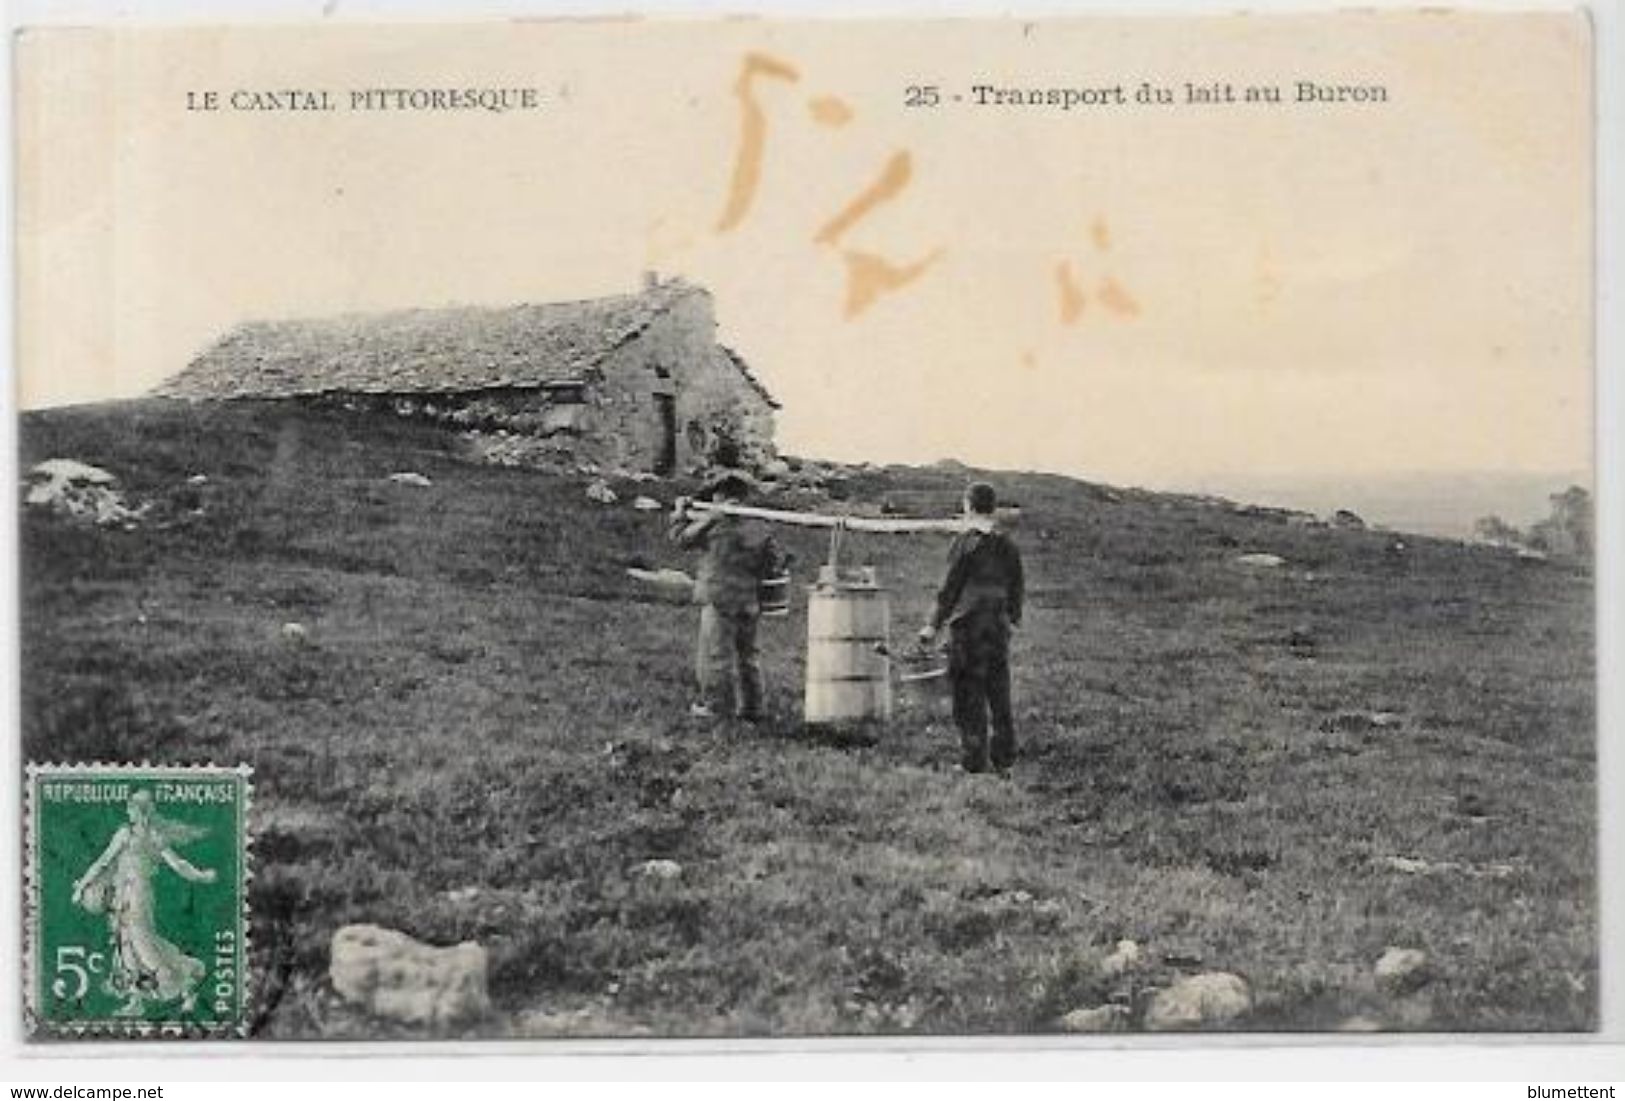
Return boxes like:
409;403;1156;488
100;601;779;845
687;500;965;535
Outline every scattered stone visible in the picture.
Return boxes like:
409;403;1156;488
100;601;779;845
585;480;618;504
388;471;433;487
626;567;695;602
442;886;482;905
1235;553;1286;568
462;430;578;470
1058;1004;1130;1033
1322;710;1403;734
280;621;310;643
255;802;340;861
632;495;663;511
1161;948;1205;968
1384;855;1433;875
32;458;115;485
25;459;148;527
328;924;490;1027
636;858;683;881
1374;947;1430;992
1099;939;1142;979
1382;855;1517;879
1338;1014;1384;1032
186;473;209;485
1144;972;1252;1030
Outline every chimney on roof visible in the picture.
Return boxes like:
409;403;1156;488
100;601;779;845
643;270;661;290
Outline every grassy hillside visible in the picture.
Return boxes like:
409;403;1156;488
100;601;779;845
19;399;1596;1036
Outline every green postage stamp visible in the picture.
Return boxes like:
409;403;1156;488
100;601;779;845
25;763;253;1037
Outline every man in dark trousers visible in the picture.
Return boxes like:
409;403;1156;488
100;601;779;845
669;471;785;724
919;482;1025;775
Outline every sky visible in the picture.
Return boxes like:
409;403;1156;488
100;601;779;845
16;13;1593;494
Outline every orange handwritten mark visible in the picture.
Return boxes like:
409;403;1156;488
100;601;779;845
1097;277;1141;318
1056;260;1087;325
808;95;854;128
1091;217;1112;252
841;248;943;318
815;151;913;247
716;52;802;234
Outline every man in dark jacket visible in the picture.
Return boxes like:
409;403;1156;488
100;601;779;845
669;472;785;723
919;482;1025;774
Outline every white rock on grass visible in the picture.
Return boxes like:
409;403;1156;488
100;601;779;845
626;567;695;602
1235;553;1286;568
280;622;310;643
26;459;148;527
1099;939;1142;979
388;471;433;487
632;496;663;511
1144;972;1252;1030
1057;1004;1130;1033
31;458;115;485
1375;947;1430;991
636;858;683;881
328;924;490;1027
586;480;618;504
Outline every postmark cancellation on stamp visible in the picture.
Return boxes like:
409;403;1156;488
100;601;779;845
25;763;253;1037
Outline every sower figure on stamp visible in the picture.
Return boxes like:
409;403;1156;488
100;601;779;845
670;470;787;724
70;790;217;1017
918;482;1025;775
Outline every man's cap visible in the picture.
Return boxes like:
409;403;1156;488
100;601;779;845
966;481;998;515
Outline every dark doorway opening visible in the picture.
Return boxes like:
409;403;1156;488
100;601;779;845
654;394;677;475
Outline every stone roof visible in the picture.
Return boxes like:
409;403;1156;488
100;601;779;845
154;279;771;402
719;345;781;410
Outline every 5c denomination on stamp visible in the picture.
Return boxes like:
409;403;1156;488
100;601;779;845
25;763;253;1037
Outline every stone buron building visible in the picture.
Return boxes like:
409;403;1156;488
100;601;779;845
156;276;779;475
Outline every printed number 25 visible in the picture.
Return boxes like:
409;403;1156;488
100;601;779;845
905;86;941;107
52;946;105;1000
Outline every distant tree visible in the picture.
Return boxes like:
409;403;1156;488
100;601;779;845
1527;485;1592;560
1473;515;1523;546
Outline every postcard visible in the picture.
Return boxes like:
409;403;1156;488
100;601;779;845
13;11;1597;1041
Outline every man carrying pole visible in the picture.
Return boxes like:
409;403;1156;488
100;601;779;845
918;482;1025;776
670;471;787;724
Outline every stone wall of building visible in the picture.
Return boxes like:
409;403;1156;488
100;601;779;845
322;287;775;476
596;290;777;473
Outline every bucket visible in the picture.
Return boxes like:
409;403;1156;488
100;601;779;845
875;641;950;706
758;574;792;618
804;572;892;725
896;646;949;691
